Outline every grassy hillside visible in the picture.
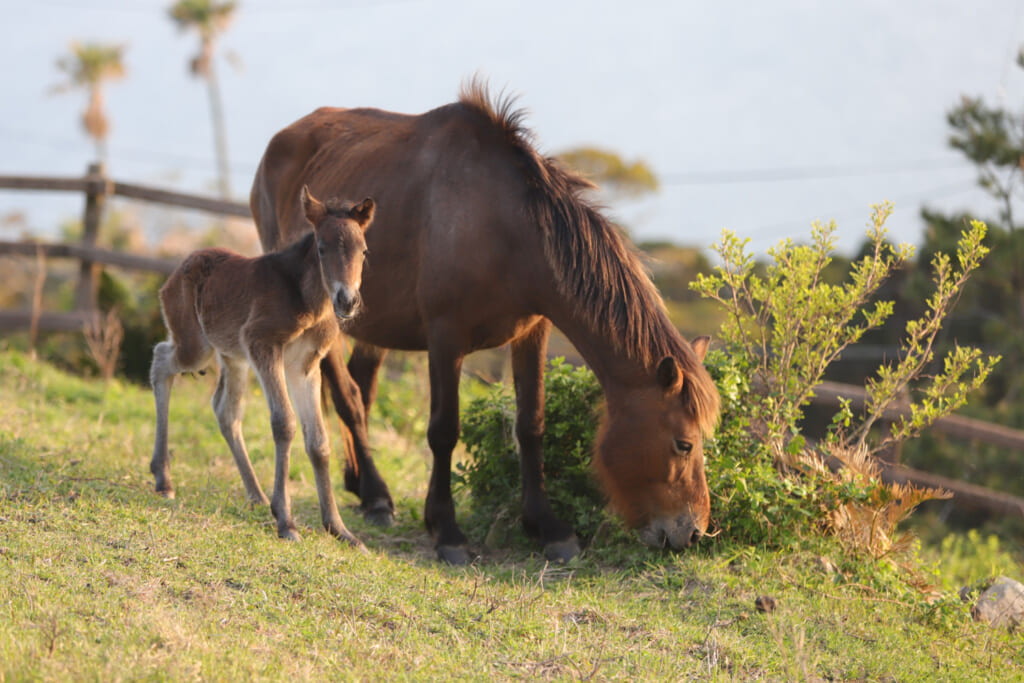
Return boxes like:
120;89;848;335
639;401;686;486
1;349;1021;681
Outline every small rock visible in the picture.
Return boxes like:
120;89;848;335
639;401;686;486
755;596;777;613
816;555;838;574
968;576;1024;630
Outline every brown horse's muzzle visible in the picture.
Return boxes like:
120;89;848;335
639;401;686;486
637;512;706;550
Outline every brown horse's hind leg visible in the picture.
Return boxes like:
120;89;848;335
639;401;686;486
348;341;388;416
212;354;269;506
511;320;580;562
424;330;470;565
320;340;394;526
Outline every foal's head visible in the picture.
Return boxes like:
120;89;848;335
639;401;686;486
300;185;374;320
593;336;717;551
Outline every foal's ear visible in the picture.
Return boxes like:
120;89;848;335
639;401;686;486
349;197;375;231
301;185;327;226
656;356;684;394
690;335;711;362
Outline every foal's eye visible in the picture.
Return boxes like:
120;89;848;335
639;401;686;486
673;438;693;456
317;240;325;256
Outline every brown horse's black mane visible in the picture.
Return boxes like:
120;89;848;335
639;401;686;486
458;78;719;435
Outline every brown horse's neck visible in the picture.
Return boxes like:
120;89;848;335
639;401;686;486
543;299;653;391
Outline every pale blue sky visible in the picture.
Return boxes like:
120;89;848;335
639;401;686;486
2;0;1023;255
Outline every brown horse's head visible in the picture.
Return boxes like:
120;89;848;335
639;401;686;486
301;185;374;321
594;336;716;550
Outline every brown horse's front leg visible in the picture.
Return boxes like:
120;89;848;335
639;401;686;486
424;333;470;565
321;340;395;526
511;320;579;563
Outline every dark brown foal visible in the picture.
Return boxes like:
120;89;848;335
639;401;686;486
150;186;373;546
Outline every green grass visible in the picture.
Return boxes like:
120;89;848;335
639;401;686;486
1;349;1022;681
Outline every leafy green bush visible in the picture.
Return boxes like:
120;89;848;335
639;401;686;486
694;210;996;556
456;359;612;545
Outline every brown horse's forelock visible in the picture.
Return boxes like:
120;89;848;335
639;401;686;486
458;78;720;437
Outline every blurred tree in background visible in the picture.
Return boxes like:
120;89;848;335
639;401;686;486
557;146;659;200
817;49;1024;536
169;0;238;199
51;42;127;164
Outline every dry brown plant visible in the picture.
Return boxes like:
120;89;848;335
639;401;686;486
807;442;951;560
83;308;124;381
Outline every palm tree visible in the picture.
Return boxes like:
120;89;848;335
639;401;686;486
52;42;127;164
169;0;238;199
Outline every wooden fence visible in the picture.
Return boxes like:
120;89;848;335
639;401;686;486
0;163;249;332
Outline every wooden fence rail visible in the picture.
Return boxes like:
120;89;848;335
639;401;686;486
0;172;250;217
0;164;249;332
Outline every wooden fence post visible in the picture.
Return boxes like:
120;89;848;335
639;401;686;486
74;162;109;312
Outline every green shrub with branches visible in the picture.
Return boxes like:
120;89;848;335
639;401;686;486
692;205;997;554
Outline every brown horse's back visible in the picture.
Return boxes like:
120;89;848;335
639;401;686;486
251;102;549;353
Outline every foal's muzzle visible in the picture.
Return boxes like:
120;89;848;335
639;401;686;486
333;287;361;320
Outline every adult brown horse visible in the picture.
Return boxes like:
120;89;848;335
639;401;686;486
250;79;720;564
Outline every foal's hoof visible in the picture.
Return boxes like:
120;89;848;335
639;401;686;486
155;487;175;500
362;500;395;527
345;536;370;555
436;544;471;566
543;536;581;564
278;527;301;542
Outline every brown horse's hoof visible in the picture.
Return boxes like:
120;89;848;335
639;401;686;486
156;487;175;500
362;500;394;527
543;537;581;564
278;527;301;542
436;544;471;566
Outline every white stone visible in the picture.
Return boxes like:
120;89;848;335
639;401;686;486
971;576;1024;630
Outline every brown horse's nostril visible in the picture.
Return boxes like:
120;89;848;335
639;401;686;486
689;528;702;546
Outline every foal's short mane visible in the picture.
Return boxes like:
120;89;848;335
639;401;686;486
458;78;720;435
323;198;360;215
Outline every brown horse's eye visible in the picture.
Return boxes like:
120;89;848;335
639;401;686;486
673;438;693;456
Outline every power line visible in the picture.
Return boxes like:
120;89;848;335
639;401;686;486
660;159;973;186
0;126;976;189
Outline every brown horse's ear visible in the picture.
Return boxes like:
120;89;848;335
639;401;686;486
656;356;684;394
690;335;711;362
301;185;326;226
349;197;375;231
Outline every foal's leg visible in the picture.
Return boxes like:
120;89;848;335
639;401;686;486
149;337;212;498
320;339;394;526
511;319;580;562
149;340;180;498
424;328;470;565
212;354;269;506
249;345;301;541
286;360;363;549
